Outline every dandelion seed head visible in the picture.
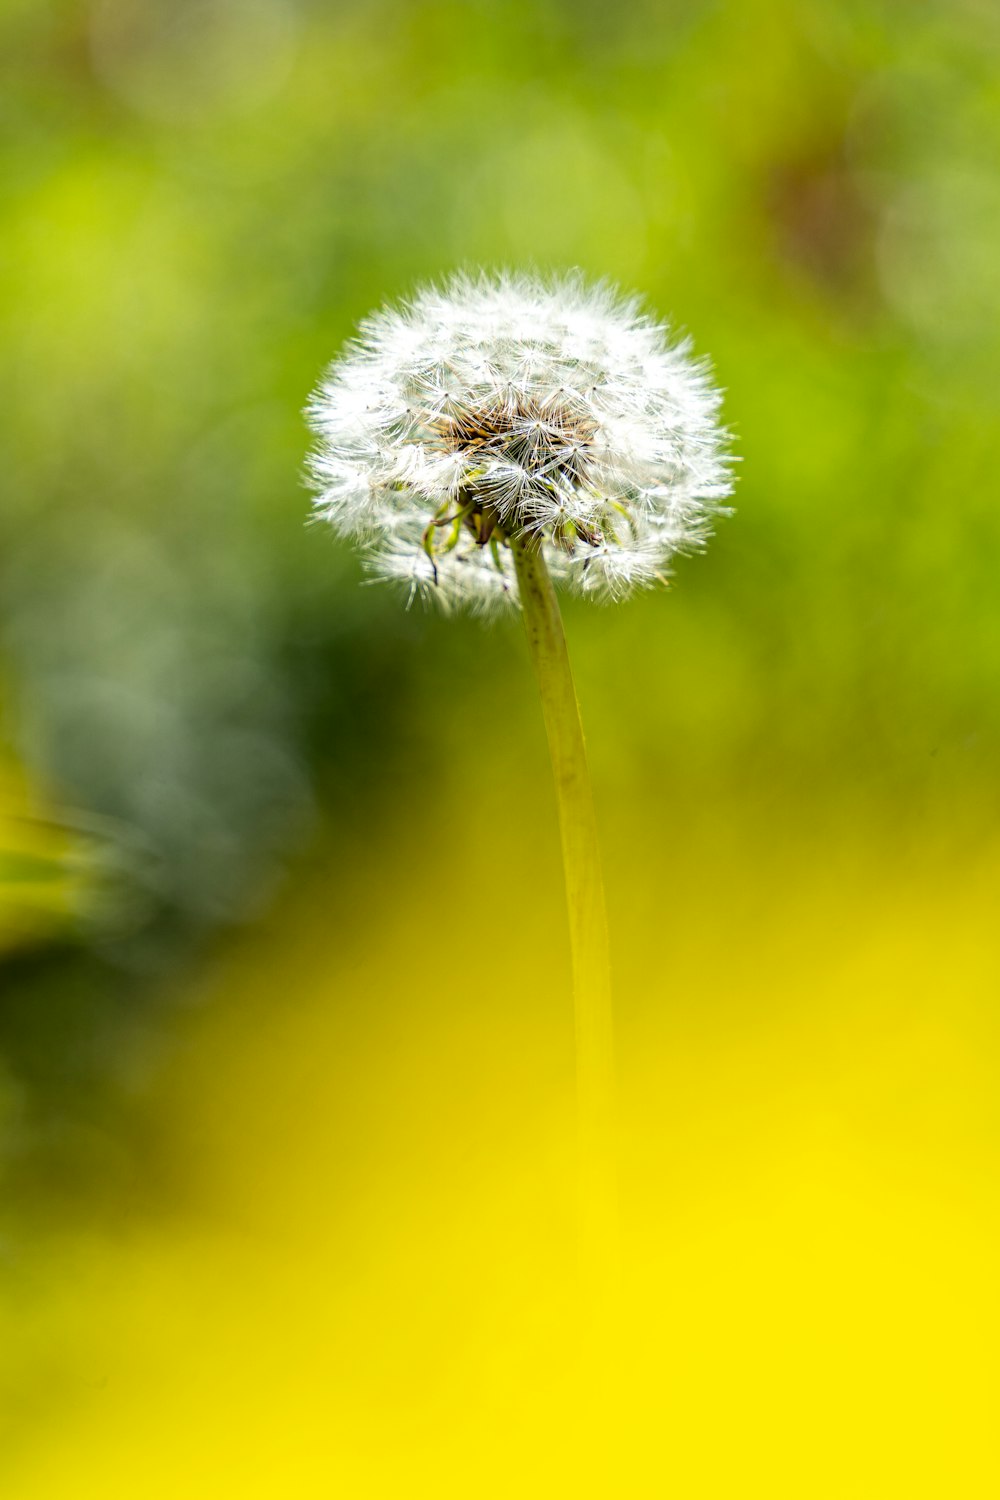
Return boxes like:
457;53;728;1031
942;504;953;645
307;269;733;613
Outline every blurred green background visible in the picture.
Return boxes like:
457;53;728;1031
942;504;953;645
2;0;1000;1494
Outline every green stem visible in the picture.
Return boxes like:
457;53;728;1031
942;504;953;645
511;536;617;1302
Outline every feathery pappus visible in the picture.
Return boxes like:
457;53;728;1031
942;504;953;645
307;270;733;613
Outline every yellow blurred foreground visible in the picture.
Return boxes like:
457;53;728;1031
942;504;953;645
3;797;1000;1498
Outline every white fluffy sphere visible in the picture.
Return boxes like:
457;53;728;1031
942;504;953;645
307;270;732;613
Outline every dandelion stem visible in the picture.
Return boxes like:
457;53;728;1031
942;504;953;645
511;535;618;1311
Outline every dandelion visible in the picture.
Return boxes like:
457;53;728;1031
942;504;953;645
307;269;733;1305
308;270;730;612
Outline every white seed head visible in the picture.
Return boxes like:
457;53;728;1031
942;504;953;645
307;269;733;614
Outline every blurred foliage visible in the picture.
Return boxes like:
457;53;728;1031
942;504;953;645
0;752;88;954
1;0;1000;1490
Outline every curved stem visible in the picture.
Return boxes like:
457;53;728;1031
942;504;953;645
510;537;617;1307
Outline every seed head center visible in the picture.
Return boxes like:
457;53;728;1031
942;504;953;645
433;393;597;482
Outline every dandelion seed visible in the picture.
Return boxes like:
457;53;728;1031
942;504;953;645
307;269;732;613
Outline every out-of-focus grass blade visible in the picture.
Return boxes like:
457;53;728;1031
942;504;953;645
0;757;152;954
